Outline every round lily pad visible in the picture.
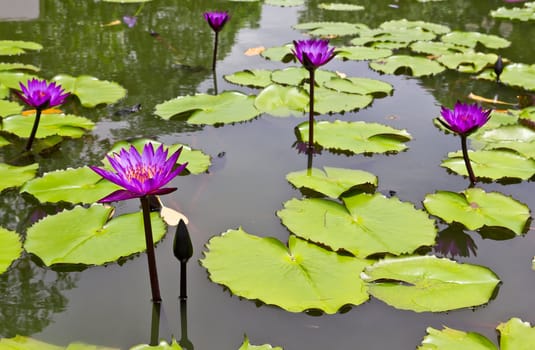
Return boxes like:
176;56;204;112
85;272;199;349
440;31;510;49
24;205;167;266
419;327;498;350
0;162;38;192
201;228;370;314
0;336;120;350
224;69;273;88
379;19;450;35
336;46;393;61
491;4;535;22
1;113;95;139
52;74;127;108
323;77;393;96
312;86;373;114
437;52;498;73
254;84;308;117
369;55;446;77
0;227;22;274
270;67;338;86
260;44;294;62
362;255;501;312
410;41;470;56
497;317;535;349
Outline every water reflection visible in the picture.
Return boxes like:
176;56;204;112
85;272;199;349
433;224;478;259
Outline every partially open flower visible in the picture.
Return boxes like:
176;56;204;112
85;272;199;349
292;39;336;71
439;101;491;135
203;11;230;33
16;78;70;110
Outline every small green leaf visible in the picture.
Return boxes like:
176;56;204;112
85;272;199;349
0;62;40;72
318;3;364;11
260;44;294;62
379;19;450;35
130;339;183;350
238;336;283;350
0;162;38;192
362;255;501;312
224;69;273;88
480;63;535;91
254;84;308;117
441;31;510;49
0;40;42;56
498;318;535;350
0;227;22;274
437;52;498;73
2;113;95;139
336;46;393;61
201;228;370;314
293;21;369;37
370;55;446;77
0;335;119;349
25;205;166;266
52;74;127;108
418;326;498;350
410;41;470;56
423;188;530;234
491;4;535;22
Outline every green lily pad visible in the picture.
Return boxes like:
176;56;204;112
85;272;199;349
311;86;373;114
491;4;535;22
418;327;498;350
293;21;369;37
0;40;42;56
0;71;39;90
379;19;450;35
130;339;183;350
423;188;530;234
0;99;23;117
323;77;393;96
350;27;437;46
201;228;371;314
441;31;510;49
260;44;294;63
265;0;304;6
318;3;364;11
297;120;412;154
286;167;377;198
277;193;436;258
0;163;38;192
0;63;40;72
154;91;261;125
410;41;470;56
0;336;119;350
370;55;446;77
0;227;22;274
270;68;338;87
479;63;535;91
336;46;393;61
1;113;95;139
437;52;498;73
24;205;166;266
254;84;308;117
102;0;152;2
52;74;127;108
474;124;535;158
442;149;535;180
238;336;283;350
362;255;500;312
224;69;273;88
0;136;9;147
498;317;535;350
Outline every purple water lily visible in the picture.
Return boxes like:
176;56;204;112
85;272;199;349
90;143;188;203
292;39;336;71
203;11;230;33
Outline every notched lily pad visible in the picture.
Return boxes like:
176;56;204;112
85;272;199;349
370;55;446;77
0;162;38;192
0;227;22;274
350;27;437;47
418;326;498;350
478;63;535;91
260;44;294;63
201;228;370;314
410;41;470;56
52;74;127;108
224;69;273;88
491;3;535;22
379;19;450;35
323;77;393;96
437;52;498;73
271;67;338;86
254;84;308;117
0;40;42;56
497;317;535;349
362;255;501;312
239;336;283;350
336;46;393;61
1;113;95;139
441;31;510;49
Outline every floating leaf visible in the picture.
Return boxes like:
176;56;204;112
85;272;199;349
0;62;40;72
131;339;183;350
297;120;412;154
442;150;535;180
277;193;436;258
336;46;393;61
201;228;370;314
286;167;377;198
350;27;436;46
441;31;510;49
423;188;530;234
437;52;498;73
498;317;535;350
238;336;283;350
260;44;294;62
362;255;500;312
25;205;166;266
293;21;369;36
312;86;373;114
102;0;153;2
224;69;273;88
370;55;446;76
410;41;470;56
0;71;38;90
491;4;535;22
379;19;450;35
154;91;261;125
0;40;42;56
318;3;364;11
254;84;308;117
271;67;338;86
0;100;23;117
1;113;95;139
323;77;393;96
0;163;38;192
478;63;535;91
474;124;535;158
52;74;127;107
418;326;498;350
0;227;22;274
265;0;304;6
0;136;9;147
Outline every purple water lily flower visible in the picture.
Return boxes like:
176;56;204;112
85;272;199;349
439;101;491;135
203;11;230;33
90;143;188;203
17;78;70;110
123;15;138;28
292;39;336;71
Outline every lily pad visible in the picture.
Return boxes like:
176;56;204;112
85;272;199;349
379;19;450;35
437;52;498;73
265;0;304;6
297;120;412;154
0;336;119;349
286;167;377;198
479;63;535;91
418;327;498;350
201;228;371;314
441;31;510;49
0;227;22;274
0;40;42;56
224;69;273;88
254;84;308;117
491;4;535;22
131;339;183;350
350;27;437;46
1;113;95;139
0;136;9;147
0;99;23;117
52;74;127;108
293;21;369;36
0;62;40;72
277;193;436;258
474;124;535;158
323;77;393;96
498;317;535;350
0;71;38;90
260;44;294;63
154;91;261;125
318;3;364;11
238;336;283;350
410;41;470;56
102;0;153;2
336;46;393;61
362;255;500;312
442;149;535;180
310;86;373;114
24;205;166;266
423;188;530;234
0;163;38;192
370;55;446;77
270;68;338;87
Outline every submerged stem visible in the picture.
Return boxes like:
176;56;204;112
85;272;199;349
25;108;42;151
140;195;162;302
460;134;477;185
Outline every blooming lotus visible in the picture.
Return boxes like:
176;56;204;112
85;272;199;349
292;39;336;71
17;78;70;110
439;101;491;135
203;11;230;32
90;143;188;203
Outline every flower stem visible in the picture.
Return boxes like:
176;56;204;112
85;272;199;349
307;69;315;153
140;195;162;302
212;31;219;71
460;135;477;185
25;108;42;151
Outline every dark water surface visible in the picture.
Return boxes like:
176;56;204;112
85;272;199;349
1;0;535;349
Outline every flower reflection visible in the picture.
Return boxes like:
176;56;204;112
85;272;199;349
434;226;478;258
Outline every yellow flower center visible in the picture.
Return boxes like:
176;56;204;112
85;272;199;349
124;165;158;183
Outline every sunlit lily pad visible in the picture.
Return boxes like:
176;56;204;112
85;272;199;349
379;19;450;35
0;62;40;72
265;0;304;6
25;205;166;266
437;52;498;73
311;86;373;114
286;167;377;198
442;150;535;180
350;27;437;46
131;339;183;350
270;67;338;86
0;99;23;117
474;124;535;158
498;317;535;349
0;71;38;90
277;193;436;258
201;228;370;314
0;40;42;56
293;21;369;36
362;255;500;312
297;120;412;154
0;136;9;147
441;31;510;49
52;74;127;107
318;3;364;11
423;188;530;234
0;163;38;192
491;3;535;22
410;41;470;56
260;44;294;63
155;91;261;125
323;77;393;96
254;84;308;117
1;113;95;139
224;69;273;88
370;55;446;76
336;46;393;61
478;63;535;91
418;326;498;350
0;336;119;349
0;227;22;274
238;336;283;350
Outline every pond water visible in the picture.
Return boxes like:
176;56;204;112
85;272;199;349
1;0;535;349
